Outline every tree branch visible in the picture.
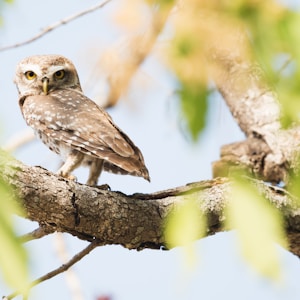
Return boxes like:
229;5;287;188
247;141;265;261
19;225;55;243
4;239;100;300
53;233;84;300
1;150;300;256
0;0;112;52
101;5;172;107
201;20;300;183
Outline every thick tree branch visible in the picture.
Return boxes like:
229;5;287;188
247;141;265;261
204;23;300;183
1;151;300;256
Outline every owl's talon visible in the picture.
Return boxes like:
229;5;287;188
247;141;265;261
56;171;77;182
96;184;111;191
66;174;77;182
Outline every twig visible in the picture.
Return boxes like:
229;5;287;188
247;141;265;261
19;225;56;243
3;129;35;152
97;4;173;107
4;239;101;300
0;0;112;52
277;56;293;76
54;233;84;300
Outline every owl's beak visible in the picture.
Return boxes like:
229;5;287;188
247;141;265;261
42;78;49;95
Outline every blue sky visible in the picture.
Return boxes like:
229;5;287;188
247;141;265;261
0;1;300;299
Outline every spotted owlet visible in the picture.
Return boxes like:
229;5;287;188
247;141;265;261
14;54;150;186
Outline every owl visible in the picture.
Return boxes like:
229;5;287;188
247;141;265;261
14;54;150;186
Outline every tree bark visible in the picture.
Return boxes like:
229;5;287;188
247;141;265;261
202;19;300;184
1;151;300;257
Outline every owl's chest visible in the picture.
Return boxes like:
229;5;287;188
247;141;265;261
22;97;57;132
35;129;94;166
34;129;73;161
21;94;95;163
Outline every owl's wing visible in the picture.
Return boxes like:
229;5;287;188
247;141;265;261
21;92;149;180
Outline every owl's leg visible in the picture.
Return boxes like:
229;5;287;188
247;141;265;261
57;150;84;181
86;158;104;186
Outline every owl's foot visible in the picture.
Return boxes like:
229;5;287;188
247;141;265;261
96;184;111;190
86;159;104;187
56;170;77;182
85;180;110;191
85;177;110;190
66;174;78;182
56;151;84;182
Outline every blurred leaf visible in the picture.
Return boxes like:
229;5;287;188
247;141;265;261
161;0;210;141
0;176;29;294
160;0;300;132
157;0;174;7
178;81;209;141
165;196;206;267
0;0;13;26
226;177;287;280
223;1;300;127
286;158;300;206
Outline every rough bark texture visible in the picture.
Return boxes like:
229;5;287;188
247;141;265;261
206;24;300;184
1;151;300;256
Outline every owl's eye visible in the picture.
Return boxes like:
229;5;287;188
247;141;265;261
54;70;65;79
25;71;37;80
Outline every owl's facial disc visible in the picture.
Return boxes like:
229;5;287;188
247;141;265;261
15;55;83;97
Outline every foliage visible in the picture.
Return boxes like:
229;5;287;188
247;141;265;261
164;195;206;267
158;0;294;278
0;0;13;26
177;81;209;141
0;168;29;295
223;1;300;127
225;176;287;280
159;0;300;137
0;0;31;295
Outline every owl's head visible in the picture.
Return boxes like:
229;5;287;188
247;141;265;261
14;54;82;97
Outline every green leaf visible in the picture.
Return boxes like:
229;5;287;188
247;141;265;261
157;0;174;6
164;196;206;267
178;81;209;141
0;177;29;295
226;178;287;280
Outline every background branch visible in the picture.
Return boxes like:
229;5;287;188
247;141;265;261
101;5;172;107
53;233;84;300
0;0;112;52
4;239;100;300
201;20;300;183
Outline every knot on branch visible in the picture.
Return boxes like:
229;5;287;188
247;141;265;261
212;136;287;184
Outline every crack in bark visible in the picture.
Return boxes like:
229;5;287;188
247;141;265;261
71;192;80;226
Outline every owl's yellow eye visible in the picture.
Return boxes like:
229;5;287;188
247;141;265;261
54;70;65;79
25;71;37;80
